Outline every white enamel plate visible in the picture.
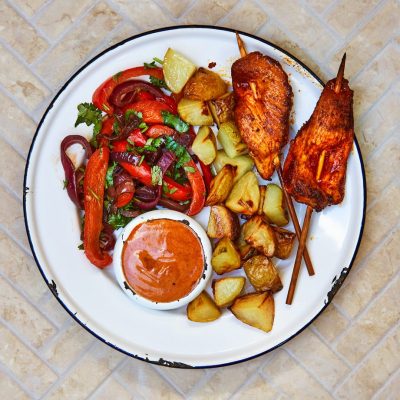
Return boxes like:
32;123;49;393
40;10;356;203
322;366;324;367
24;26;366;368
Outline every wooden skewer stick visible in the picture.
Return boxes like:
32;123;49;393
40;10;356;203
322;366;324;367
235;32;315;276
286;54;347;305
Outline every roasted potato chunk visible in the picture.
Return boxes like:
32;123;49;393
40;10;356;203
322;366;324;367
211;237;241;275
207;205;240;240
229;292;275;332
209;92;235;127
183;67;227;101
273;226;296;260
192;126;217;165
225;171;260;215
177;98;214;126
263;184;289;226
213;150;254;183
217;121;248;158
212;277;246;307
243;256;283;293
236;226;257;260
257;186;266;215
242;216;276;257
187;291;221;322
163;48;196;93
206;165;235;206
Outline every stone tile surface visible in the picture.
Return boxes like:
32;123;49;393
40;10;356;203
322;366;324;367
0;1;398;398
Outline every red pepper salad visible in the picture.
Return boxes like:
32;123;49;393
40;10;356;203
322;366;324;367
61;60;211;268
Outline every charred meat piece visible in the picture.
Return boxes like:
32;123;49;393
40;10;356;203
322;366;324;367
282;78;354;211
231;51;292;179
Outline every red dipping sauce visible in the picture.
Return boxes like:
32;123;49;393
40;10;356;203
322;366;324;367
122;219;204;303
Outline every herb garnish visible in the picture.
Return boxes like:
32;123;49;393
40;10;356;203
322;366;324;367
151;165;163;186
149;76;168;89
161;111;189;133
105;162;118;189
75;103;103;146
144;57;163;69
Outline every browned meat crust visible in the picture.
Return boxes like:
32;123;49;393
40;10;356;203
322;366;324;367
232;52;292;179
282;78;354;211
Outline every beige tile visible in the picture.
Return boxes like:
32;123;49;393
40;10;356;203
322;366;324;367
330;0;400;78
334;228;399;318
0;185;29;250
257;22;326;81
37;294;72;328
352;43;400;118
36;0;93;39
0;370;30;400
374;370;400;400
355;179;400;262
158;0;193;18
262;350;332;399
106;23;140;48
46;342;123;399
231;373;280;400
92;376;132;400
0;2;48;63
0;324;57;397
117;358;183;399
192;356;264;400
285;328;349;390
0;277;56;348
366;135;400;202
160;367;206;395
35;2;121;87
0;92;35;157
0;230;47;302
0;44;50;112
43;322;94;372
183;0;238;25
258;0;336;61
0;137;25;197
12;0;46;16
326;0;380;36
357;81;400;157
336;276;399;365
336;325;400;399
222;0;267;34
114;0;172;30
305;0;333;14
313;303;349;342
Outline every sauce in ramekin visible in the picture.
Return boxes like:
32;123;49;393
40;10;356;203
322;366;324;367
122;219;204;303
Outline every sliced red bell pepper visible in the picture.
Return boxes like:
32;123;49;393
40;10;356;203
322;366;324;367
115;192;134;208
185;159;206;216
93;66;164;114
122;100;172;124
146;124;175;138
83;147;112;268
98;116;115;147
135;91;155;101
198;160;213;194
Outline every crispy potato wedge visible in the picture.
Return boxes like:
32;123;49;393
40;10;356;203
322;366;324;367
217;121;248;158
243;255;283;293
263;184;289;226
192;126;217;165
183;67;227;101
273;226;296;260
187;291;221;322
213;150;254;183
206;165;235;206
225;171;260;215
211;237;241;275
209;92;235;127
236;227;258;261
177;98;214;126
212;277;246;307
242;216;276;257
207;205;240;240
229;292;275;332
163;48;196;93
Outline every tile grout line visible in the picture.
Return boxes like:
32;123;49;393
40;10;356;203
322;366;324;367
371;366;400;400
0;362;34;399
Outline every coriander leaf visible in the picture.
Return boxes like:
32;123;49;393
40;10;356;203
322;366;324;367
144;61;157;69
164;136;191;168
161;111;189;133
125;109;142;121
112;71;122;81
138;155;145;166
149;76;168;89
108;212;131;230
151;165;163;186
75;103;103;146
184;166;196;173
63;179;68;189
105;162;118;189
153;57;163;65
78;243;84;250
139;121;148;133
169;187;177;194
